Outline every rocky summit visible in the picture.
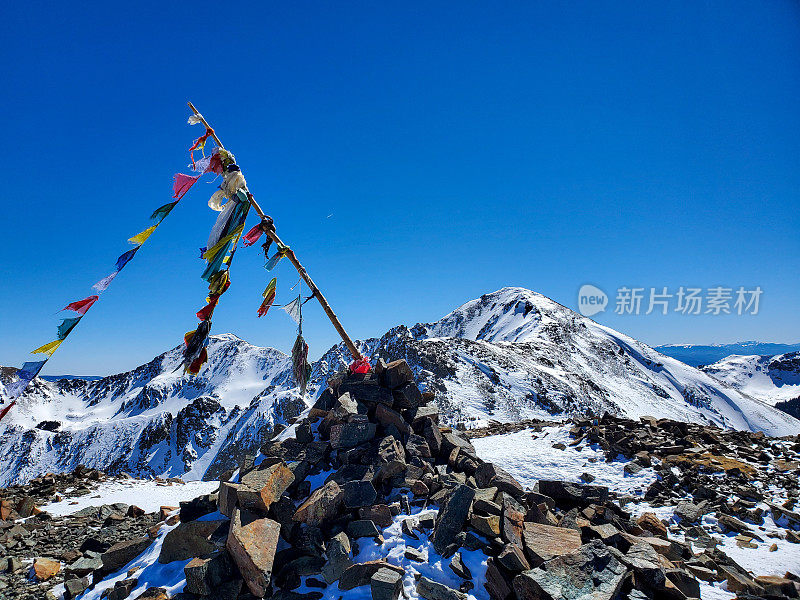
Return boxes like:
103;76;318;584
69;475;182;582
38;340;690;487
2;359;799;600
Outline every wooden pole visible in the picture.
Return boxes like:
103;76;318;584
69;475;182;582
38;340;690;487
187;102;363;361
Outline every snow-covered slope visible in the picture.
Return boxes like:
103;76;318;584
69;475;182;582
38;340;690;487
701;352;800;417
1;287;797;486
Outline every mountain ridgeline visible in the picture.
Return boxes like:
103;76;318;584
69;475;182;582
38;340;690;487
1;288;797;486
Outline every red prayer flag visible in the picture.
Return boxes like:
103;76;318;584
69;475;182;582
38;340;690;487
206;152;224;175
242;224;263;247
63;295;99;315
0;401;16;423
196;295;220;321
173;173;200;200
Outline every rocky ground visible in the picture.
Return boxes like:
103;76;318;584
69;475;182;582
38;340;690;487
1;359;799;600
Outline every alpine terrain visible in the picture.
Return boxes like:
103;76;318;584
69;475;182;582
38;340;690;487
1;288;797;487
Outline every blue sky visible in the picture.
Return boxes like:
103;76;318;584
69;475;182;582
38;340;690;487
1;2;798;375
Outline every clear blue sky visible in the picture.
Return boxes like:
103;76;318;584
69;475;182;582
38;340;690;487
1;2;798;375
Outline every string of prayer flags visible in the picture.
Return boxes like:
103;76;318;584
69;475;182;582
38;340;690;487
292;334;312;394
31;339;63;357
281;295;302;324
257;278;277;317
2;145;222;419
63;295;99;315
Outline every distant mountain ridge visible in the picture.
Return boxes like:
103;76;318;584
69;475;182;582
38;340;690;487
1;287;798;486
655;341;800;367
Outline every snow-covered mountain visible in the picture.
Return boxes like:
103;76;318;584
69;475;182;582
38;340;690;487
654;341;800;367
1;287;797;486
701;352;800;419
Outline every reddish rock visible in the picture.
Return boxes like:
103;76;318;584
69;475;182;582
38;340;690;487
521;522;581;567
33;557;60;581
238;462;295;513
226;508;281;597
293;481;344;526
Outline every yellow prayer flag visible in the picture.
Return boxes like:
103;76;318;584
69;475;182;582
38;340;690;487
128;224;158;245
32;339;63;356
202;224;245;261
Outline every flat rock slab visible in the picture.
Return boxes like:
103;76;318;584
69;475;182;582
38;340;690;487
339;561;404;591
522;522;582;567
33;557;60;581
417;575;467;600
102;536;153;573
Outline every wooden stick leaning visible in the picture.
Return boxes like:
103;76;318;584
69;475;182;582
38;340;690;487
187;102;363;361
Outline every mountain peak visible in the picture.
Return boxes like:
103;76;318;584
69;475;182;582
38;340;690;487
413;287;559;343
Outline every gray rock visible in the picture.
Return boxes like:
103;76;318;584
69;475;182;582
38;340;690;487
512;540;627;600
348;520;382;539
330;422;378;449
432;485;475;555
371;567;403;600
101;537;152;574
536;480;609;506
417;576;468;600
159;519;225;563
344;481;378;509
382;360;414;389
322;532;352;584
184;550;237;595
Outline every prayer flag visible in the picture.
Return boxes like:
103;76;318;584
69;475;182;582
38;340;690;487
63;295;99;315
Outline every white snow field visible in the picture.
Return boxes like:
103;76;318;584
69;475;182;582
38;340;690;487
42;479;219;516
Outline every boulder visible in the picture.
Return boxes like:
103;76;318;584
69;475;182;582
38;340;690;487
417;576;467;600
537;481;609;507
32;557;60;581
339;560;404;591
293;481;344;526
179;494;218;522
371;567;403;600
512;540;627;600
64;576;90;599
225;508;281;597
485;558;513;600
382;360;414;389
184;551;238;595
321;532;352;584
635;512;667;538
521;522;582;567
159;519;225;563
238;462;295;512
102;537;152;574
475;463;525;498
218;482;242;518
431;485;475;555
360;504;394;528
343;480;378;509
392;382;423;409
497;543;530;572
330;422;378;449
